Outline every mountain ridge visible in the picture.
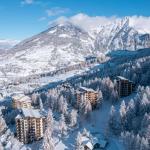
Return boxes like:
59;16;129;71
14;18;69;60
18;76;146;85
0;17;150;77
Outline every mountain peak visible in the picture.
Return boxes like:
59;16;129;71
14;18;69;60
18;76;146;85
48;21;75;29
121;16;130;26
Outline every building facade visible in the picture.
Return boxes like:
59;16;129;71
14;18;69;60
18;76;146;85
16;108;46;144
12;94;32;109
116;76;135;97
76;87;99;109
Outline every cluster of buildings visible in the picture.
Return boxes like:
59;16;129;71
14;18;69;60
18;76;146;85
12;75;135;145
12;94;46;144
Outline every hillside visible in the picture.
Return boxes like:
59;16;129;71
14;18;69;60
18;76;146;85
0;17;149;79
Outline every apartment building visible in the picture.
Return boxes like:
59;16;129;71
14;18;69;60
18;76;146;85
15;108;46;144
116;76;135;97
76;87;99;109
12;94;32;109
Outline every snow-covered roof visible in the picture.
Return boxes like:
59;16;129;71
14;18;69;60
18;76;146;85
82;141;93;150
92;137;108;148
117;76;129;81
12;94;31;103
21;108;44;118
81;136;93;150
81;135;108;149
77;86;97;93
92;137;99;145
12;94;24;99
16;114;22;119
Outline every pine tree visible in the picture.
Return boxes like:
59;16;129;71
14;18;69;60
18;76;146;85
62;100;68;115
42;109;54;150
43;131;55;150
31;93;39;105
39;97;44;111
84;99;92;118
135;134;141;150
70;109;78;127
126;99;135;130
82;128;90;137
109;105;117;130
58;95;65;113
140;137;149;150
119;100;127;130
47;109;54;134
75;131;83;150
0;115;6;134
59;114;67;136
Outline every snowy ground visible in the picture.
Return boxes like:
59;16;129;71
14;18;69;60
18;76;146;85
54;93;136;150
53;101;123;150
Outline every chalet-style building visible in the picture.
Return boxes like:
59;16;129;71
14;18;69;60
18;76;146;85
85;56;97;65
116;76;135;97
81;135;108;150
12;94;32;109
15;108;46;144
61;83;72;90
76;87;99;109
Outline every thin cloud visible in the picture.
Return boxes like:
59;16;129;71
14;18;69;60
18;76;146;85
129;16;150;34
21;0;34;5
38;17;47;21
46;7;70;17
50;13;150;34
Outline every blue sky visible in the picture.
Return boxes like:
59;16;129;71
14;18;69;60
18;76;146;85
0;0;150;40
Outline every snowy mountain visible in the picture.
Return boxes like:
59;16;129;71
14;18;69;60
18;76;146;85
94;17;150;52
0;39;18;53
0;22;94;76
0;17;150;77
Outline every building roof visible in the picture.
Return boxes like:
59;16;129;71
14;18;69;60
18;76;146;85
16;114;22;119
21;108;44;118
77;87;97;93
12;94;31;103
82;141;93;150
92;137;108;148
85;56;97;60
81;136;93;150
117;76;129;81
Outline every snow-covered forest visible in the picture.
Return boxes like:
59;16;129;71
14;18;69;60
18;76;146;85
0;47;149;150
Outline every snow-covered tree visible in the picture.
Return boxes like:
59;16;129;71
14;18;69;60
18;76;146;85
83;99;92;118
97;90;103;107
82;128;90;137
126;99;136;130
39;98;44;111
42;109;54;150
0;115;6;134
140;137;149;150
70;109;78;127
58;95;65;113
135;134;141;150
62;100;68;115
46;109;54;134
75;131;83;150
109;105;117;131
59;114;67;136
31;93;39;106
119;100;127;130
42;131;55;150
